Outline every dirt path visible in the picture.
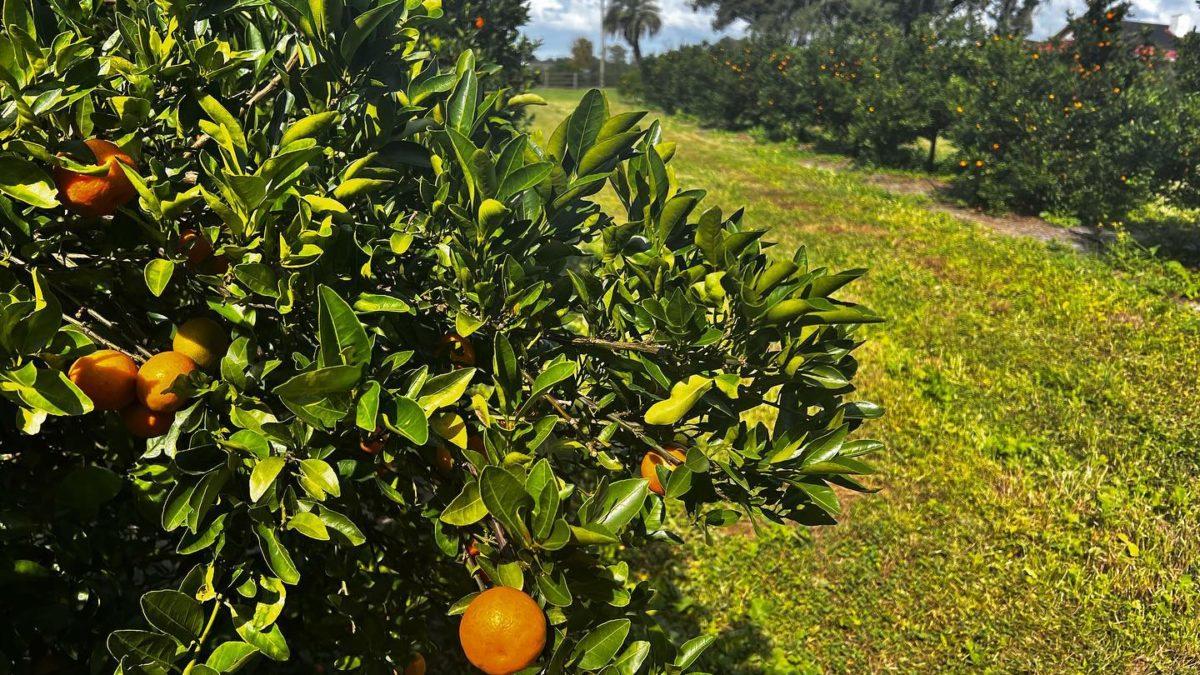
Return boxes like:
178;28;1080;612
796;158;1112;253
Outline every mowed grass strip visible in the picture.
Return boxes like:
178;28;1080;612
531;89;1200;673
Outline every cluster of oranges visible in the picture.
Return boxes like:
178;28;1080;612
67;318;228;439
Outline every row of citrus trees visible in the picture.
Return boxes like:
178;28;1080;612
628;3;1200;225
0;0;883;673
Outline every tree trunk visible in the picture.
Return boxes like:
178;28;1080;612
927;130;938;171
631;38;642;70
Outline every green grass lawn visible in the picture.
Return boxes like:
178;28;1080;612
531;88;1200;673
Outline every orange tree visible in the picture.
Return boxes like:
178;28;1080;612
951;1;1168;223
0;0;883;672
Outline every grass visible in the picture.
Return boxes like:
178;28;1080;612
530;88;1200;673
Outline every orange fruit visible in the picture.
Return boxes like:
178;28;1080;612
179;229;229;274
403;653;426;675
459;587;546;675
136;352;198;413
173;317;228;370
467;435;485;453
435;446;455;474
438;332;475;366
121;404;175;439
466;540;481;558
54;139;137;217
68;349;138;411
640;444;687;496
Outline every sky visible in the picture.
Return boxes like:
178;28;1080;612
522;0;1200;59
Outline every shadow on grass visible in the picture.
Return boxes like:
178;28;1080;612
634;541;797;675
1121;210;1200;269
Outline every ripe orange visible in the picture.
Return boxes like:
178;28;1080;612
640;444;687;496
179;229;229;274
459;587;546;675
121;404;175;439
467;435;485;453
136;352;198;413
173;317;228;370
438;332;475;366
402;653;426;675
435;446;455;474
68;349;138;411
54;139;137;217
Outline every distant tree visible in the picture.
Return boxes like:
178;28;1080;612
604;0;664;67
608;43;630;65
422;0;539;91
689;0;1040;38
570;36;599;73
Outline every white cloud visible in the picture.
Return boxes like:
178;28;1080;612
525;0;1198;59
1032;0;1199;38
521;0;744;59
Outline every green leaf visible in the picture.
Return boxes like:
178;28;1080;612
205;641;260;672
233;616;290;661
572;619;631;670
319;506;366;546
496;162;552;201
388;395;429;444
55;465;122;517
0;155;57;208
272;365;362;404
249;457;285;503
644;375;713;426
280;111;339;147
566;89;608;167
440;481;487;526
794;478;841;516
17;368;93;416
140;590;204;645
340;0;406;63
530;359;576;400
353;293;411;314
593;479;649;532
674;634;717;669
318;285;371;367
106;630;177;667
144;259;175;297
233;263;279;298
286;511;330;540
447;51;479;132
356;380;381;431
479;466;532;545
577;131;642;177
417;368;475;413
298;458;340;498
254;524;300;585
198;93;247;151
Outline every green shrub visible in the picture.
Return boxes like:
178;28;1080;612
0;1;882;672
950;3;1169;223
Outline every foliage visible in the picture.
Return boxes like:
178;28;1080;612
952;1;1167;222
531;88;1200;673
0;1;881;673
632;1;1195;224
569;37;599;74
423;0;539;93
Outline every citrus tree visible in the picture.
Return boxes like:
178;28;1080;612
0;1;883;672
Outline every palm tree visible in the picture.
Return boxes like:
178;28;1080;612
603;0;663;69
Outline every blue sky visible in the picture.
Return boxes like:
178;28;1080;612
522;0;1199;59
